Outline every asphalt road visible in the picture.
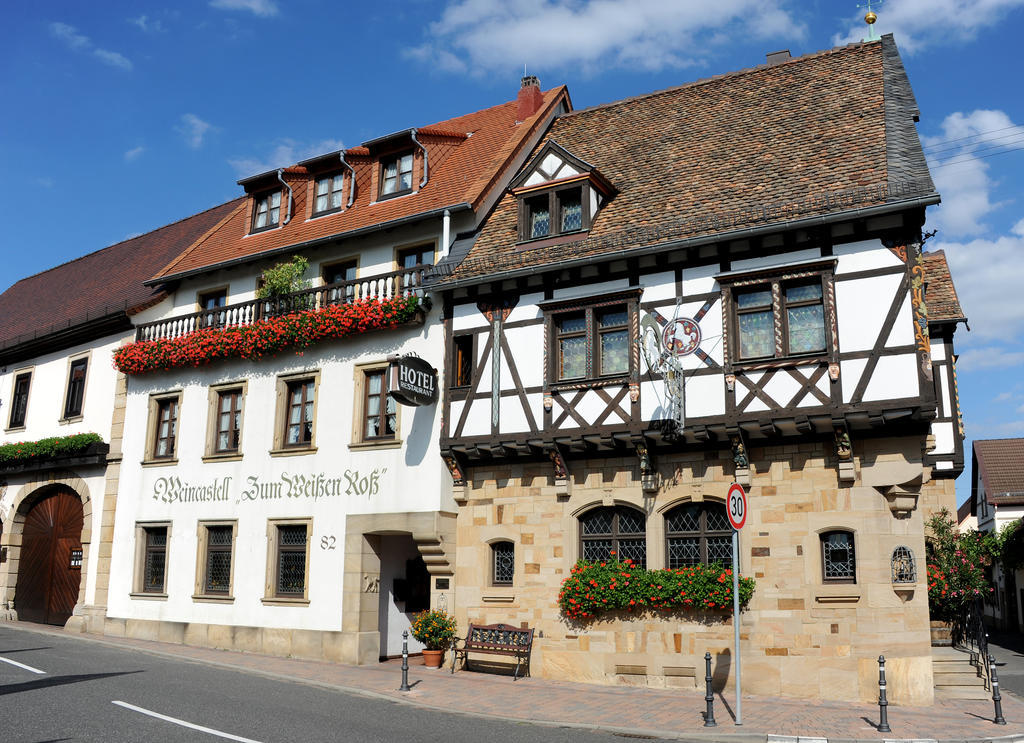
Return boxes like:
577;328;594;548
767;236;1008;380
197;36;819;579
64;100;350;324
0;626;646;743
986;629;1024;698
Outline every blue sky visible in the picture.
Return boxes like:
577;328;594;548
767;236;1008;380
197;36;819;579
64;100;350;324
2;0;1023;505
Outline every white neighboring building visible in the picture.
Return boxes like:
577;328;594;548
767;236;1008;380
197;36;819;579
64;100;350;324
102;81;570;663
971;438;1024;631
0;200;239;629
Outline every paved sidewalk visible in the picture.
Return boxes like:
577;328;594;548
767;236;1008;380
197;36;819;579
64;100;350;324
5;621;1024;743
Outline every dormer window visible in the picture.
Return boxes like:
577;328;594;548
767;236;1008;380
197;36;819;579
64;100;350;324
251;190;281;233
380;153;414;198
510;141;616;246
521;185;587;242
313;174;344;216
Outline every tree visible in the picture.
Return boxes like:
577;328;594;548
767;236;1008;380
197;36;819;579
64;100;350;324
925;508;998;621
256;255;309;299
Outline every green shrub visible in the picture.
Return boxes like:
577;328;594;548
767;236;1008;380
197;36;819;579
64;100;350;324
0;433;104;464
256;255;310;299
410;609;458;650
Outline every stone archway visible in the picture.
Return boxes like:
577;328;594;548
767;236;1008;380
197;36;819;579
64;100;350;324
2;472;92;627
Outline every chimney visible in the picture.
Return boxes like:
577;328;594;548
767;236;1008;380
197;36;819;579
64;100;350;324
766;49;791;65
517;75;543;121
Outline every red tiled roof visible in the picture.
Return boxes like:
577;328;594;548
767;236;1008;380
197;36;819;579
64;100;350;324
0;199;241;353
446;37;935;285
923;250;966;323
153;87;569;282
975;439;1024;503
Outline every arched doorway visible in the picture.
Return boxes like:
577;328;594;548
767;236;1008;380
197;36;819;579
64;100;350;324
16;487;83;625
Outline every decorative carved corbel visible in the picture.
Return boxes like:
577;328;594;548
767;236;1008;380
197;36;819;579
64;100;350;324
441;449;468;502
635;440;657;494
876;474;923;518
833;421;855;484
729;429;751;487
548;443;570;497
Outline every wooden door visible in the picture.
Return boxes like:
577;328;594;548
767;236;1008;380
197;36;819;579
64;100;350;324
16;488;83;625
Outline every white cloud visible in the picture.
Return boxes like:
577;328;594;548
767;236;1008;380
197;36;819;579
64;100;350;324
176;114;214;149
130;15;166;33
939;232;1024;342
833;0;1024;53
124;146;145;162
228;138;346;178
923;110;1023;238
210;0;279;17
35;177;54;188
50;21;134;70
957;344;1024;371
409;0;805;76
93;49;133;70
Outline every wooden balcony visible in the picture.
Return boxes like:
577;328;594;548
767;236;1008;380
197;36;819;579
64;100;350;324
135;264;430;343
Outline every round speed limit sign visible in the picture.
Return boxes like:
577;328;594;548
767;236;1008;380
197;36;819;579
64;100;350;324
727;483;747;530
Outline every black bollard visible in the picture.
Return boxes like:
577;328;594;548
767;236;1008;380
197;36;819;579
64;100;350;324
877;655;891;733
990;654;1007;725
704;651;717;727
399;630;411;692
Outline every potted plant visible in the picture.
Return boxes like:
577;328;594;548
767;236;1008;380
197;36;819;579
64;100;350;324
410;609;457;668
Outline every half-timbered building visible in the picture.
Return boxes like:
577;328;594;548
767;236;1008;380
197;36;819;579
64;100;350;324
100;80;570;664
433;36;965;704
0;200;239;630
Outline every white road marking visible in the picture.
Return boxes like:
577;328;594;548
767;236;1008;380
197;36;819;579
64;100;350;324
111;701;264;743
0;656;45;674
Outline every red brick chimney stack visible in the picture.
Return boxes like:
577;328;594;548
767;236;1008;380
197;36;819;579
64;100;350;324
517;75;543;121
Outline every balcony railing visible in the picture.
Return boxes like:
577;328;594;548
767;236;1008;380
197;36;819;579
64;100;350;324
136;264;430;343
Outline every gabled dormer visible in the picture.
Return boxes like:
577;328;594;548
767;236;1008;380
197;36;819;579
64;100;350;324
509;141;616;245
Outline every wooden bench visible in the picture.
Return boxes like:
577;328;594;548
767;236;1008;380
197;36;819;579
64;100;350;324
450;622;534;680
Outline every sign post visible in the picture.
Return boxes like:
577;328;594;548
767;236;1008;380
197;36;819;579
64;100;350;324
727;482;747;726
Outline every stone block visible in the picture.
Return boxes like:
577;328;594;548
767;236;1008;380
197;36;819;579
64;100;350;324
158;621;186;645
262;628;293;657
183;623;208;647
207;624;235;650
125;619;160;642
291;630;323;660
542;650;607;683
233;625;262;653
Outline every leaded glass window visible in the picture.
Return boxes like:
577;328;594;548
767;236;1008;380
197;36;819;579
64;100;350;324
276;524;308;597
142;526;167;593
821;530;856;583
204;525;233;595
492;541;514;585
559;190;583;232
557;313;587;380
9;372;31;429
580;506;646;568
665;502;734;569
598;307;629;375
732;275;829;362
528;195;550;239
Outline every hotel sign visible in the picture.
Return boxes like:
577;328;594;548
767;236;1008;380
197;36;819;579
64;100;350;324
388;355;438;407
151;468;387;505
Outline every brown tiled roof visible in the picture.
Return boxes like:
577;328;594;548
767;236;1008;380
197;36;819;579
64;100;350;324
923;250;966;323
153;87;569;282
0;199;241;353
446;36;935;286
975;439;1024;504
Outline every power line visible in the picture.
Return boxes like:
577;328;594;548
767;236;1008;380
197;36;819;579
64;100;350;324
925;129;1024;157
929;133;1024;166
930;142;1024;170
922;123;1024;152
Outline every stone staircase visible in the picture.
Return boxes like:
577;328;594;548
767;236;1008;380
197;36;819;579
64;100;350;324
933;645;990;700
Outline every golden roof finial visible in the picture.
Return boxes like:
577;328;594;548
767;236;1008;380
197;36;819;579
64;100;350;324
857;0;883;41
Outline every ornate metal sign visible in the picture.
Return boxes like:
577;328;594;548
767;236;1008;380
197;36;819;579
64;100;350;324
388;355;438;407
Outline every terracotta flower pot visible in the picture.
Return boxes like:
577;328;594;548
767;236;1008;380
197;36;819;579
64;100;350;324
422;649;445;668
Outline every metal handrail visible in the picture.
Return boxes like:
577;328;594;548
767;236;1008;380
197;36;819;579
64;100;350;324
954;596;992;691
134;264;429;342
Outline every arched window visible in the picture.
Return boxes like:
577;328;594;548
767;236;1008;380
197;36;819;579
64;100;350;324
491;541;514;586
821;530;856;583
665;501;733;569
579;506;646;568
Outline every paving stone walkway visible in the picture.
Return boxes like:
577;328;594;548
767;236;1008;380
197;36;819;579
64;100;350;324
8;622;1024;742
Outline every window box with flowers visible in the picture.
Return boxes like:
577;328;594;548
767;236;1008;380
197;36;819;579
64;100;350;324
558;556;755;622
